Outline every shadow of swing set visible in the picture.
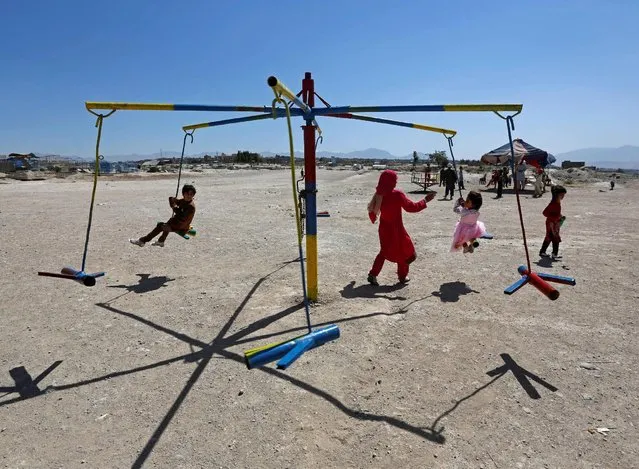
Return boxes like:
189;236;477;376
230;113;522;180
0;297;558;467
2;269;559;464
37;72;573;369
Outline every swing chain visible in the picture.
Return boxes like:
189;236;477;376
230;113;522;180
502;113;533;272
506;115;516;174
444;134;463;200
271;96;283;118
175;130;195;198
80;110;114;272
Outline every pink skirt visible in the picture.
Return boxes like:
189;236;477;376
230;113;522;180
450;221;486;251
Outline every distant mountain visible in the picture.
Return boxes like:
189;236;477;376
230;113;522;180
554;145;639;169
260;148;404;160
338;148;397;159
32;152;88;161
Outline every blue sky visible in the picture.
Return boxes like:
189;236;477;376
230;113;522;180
1;0;637;160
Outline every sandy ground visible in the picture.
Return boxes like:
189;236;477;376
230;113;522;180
0;169;637;469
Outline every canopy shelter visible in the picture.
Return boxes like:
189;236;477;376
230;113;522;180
480;138;556;168
7;152;39;169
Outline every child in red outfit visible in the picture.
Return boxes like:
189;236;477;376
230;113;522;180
367;170;435;285
539;185;567;260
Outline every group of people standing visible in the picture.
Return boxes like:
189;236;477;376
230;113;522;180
423;160;553;201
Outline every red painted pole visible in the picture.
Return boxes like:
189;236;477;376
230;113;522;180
520;268;560;300
302;72;318;301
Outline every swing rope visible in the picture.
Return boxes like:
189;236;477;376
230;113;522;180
175;130;195;198
445;135;463;200
82;110;115;272
495;111;531;272
271;93;312;334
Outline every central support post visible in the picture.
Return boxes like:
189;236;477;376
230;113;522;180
302;72;318;301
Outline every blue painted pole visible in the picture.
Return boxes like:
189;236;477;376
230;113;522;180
504;275;528;295
86;103;287;113
526;268;576;286
182;110;304;131
276;337;315;370
312;104;523;116
325;113;457;136
245;325;340;369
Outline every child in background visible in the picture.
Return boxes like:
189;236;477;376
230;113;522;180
540;185;567;260
451;191;486;253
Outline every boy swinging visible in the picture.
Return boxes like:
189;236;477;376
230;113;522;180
130;184;196;247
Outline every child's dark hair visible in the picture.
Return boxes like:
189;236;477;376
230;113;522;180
182;184;196;195
551;185;566;200
467;190;482;210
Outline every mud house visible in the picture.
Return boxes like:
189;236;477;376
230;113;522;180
561;160;585;169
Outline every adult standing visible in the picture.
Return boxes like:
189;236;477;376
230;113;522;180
443;164;458;200
533;168;544;198
458;166;465;190
516;161;527;191
496;167;505;198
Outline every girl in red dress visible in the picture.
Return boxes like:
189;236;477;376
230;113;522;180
367;170;435;285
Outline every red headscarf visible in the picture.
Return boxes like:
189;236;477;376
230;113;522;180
376;169;398;195
368;170;398;223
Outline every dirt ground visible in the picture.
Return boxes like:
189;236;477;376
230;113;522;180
0;168;637;469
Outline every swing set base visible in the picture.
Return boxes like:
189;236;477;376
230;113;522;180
244;324;340;370
504;265;575;300
38;266;105;287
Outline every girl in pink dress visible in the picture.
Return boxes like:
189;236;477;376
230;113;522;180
451;191;486;253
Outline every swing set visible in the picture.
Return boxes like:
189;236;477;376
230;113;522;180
37;72;574;368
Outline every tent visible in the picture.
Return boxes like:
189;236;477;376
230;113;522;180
480;139;556;168
7;153;39;170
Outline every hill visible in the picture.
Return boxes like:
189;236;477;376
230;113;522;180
554;145;639;169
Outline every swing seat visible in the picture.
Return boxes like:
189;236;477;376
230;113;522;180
38;266;105;287
156;221;197;240
176;226;197;239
